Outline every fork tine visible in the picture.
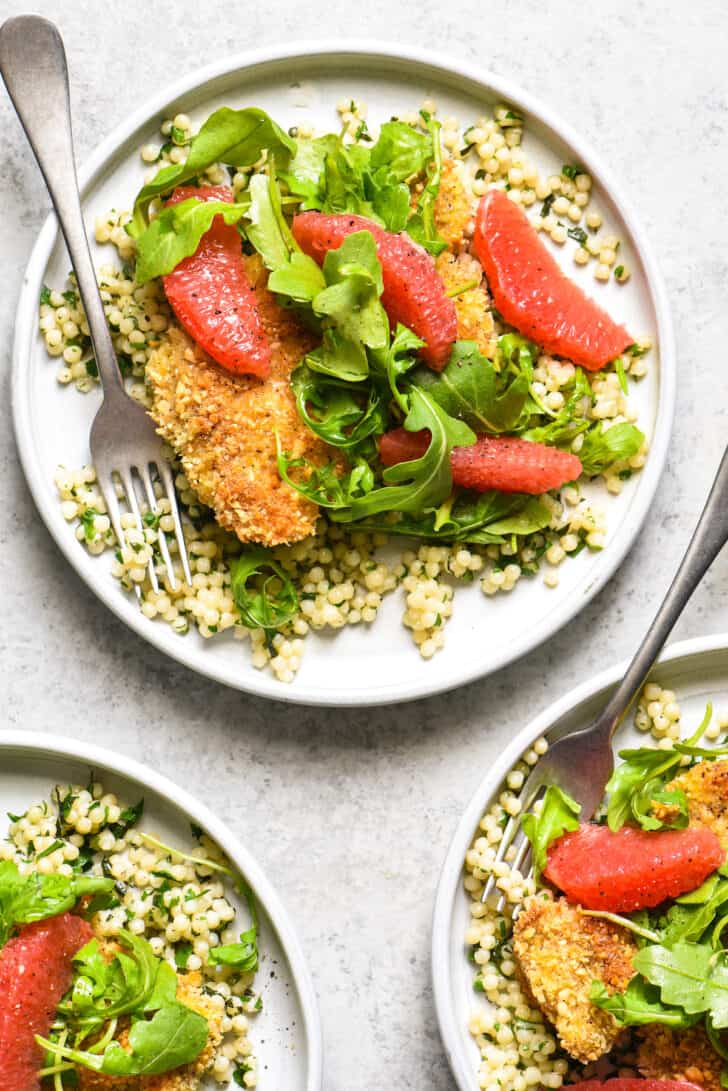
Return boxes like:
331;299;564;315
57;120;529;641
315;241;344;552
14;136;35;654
120;468;159;594
138;464;177;593
154;459;192;587
96;470;141;603
480;766;544;906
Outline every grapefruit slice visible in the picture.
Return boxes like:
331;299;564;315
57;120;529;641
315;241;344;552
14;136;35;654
544;823;724;912
0;912;92;1091
472;189;632;370
379;430;582;494
163;185;271;378
292;211;457;370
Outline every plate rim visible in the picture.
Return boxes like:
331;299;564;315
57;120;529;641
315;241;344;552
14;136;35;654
11;38;676;707
431;631;728;1091
0;729;323;1091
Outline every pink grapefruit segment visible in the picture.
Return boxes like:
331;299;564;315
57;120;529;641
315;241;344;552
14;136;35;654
0;912;93;1091
379;430;582;495
163;184;271;378
544;823;725;912
292;211;458;370
472;189;632;370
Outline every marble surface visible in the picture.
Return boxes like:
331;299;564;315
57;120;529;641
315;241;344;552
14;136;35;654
2;2;728;1088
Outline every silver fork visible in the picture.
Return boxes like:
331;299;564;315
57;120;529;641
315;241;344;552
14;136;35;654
0;15;191;594
484;444;728;909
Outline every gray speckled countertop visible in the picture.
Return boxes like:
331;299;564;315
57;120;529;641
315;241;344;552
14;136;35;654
2;2;728;1088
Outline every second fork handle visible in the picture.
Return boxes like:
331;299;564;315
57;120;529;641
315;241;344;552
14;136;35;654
594;444;728;743
0;15;125;397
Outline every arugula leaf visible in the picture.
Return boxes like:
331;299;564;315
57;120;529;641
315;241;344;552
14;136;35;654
230;547;299;631
521;785;581;874
291;363;388;448
267;251;326;303
279;388;473;521
606;703;714;831
245;171;298;272
39;1002;209;1075
210;879;259;971
0;860;113;946
372;323;424;411
661;881;728;948
413;341;530;432
338;388;474;520
590;976;699;1028
635;941;728;1027
63;931;168;1024
174;942;193;971
406;114;448;256
129;107;295;234
134;198;249;283
311;231;389;360
369;120;434;181
605;745;686;832
579;421;644;476
354;492;551;545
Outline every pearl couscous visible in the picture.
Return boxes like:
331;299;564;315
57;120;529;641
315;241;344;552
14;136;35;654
3;780;260;1087
41;98;652;684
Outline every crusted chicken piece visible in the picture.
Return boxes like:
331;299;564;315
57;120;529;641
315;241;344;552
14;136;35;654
512;894;636;1063
434;156;473;249
637;1025;723;1091
146;254;326;547
77;972;224;1091
657;758;728;850
435;250;496;358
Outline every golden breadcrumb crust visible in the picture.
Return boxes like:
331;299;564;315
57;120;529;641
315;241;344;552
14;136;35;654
77;972;224;1091
435;250;496;358
512;894;636;1063
654;758;728;850
146;255;326;547
637;1024;723;1091
434;156;473;249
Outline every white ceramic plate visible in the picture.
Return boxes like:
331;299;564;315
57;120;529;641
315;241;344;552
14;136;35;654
12;42;675;706
432;633;728;1091
0;732;322;1091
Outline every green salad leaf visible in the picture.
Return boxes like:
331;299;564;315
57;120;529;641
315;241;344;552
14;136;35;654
61;931;175;1025
209;878;259;971
413;341;530;433
605;703;713;831
521;785;581;874
279;387;474;521
634;941;728;1027
291;363;388;449
0;860;113;947
230;547;299;631
405;113;448;255
134;197;249;284
39;1001;209;1076
578;420;645;476
356;492;551;544
129;107;295;234
590;975;700;1028
246;170;299;272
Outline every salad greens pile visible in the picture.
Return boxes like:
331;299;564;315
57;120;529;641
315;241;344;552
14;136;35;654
126;103;645;629
0;789;261;1082
520;704;728;1067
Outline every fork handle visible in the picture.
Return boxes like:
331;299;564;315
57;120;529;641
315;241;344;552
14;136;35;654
594;444;728;742
0;15;125;396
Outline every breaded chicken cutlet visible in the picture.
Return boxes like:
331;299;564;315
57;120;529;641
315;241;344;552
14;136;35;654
146;254;327;548
77;972;224;1091
656;758;728;850
434;157;496;358
512;894;636;1063
637;1025;723;1091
